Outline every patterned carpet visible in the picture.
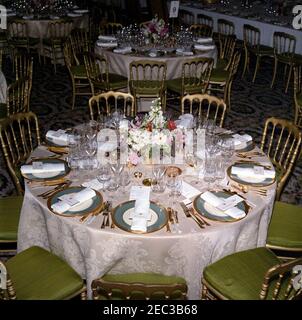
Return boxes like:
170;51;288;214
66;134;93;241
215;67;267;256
0;55;301;204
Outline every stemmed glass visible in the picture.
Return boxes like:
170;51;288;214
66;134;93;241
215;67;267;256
220;138;235;166
151;165;166;193
204;157;216;190
119;171;131;196
97;165;111;190
167;175;182;206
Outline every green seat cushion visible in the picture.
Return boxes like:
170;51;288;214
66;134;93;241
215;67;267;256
0;103;7;119
70;64;87;78
210;68;229;83
215;58;228;70
267;201;302;249
167;78;205;94
203;247;283;300
99;273;186;300
6;246;84;300
108;73;128;90
249;45;274;55
0;196;23;241
130;80;166;95
293;54;302;65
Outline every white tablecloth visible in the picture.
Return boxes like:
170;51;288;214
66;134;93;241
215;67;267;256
17;146;276;299
180;4;302;54
0;71;7;104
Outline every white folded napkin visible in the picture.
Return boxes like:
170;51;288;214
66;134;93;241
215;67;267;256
98;35;117;42
131;216;148;232
113;47;132;54
22;15;34;20
232;134;252;149
196;37;213;44
67;13;82;17
96;41;118;48
194;44;215;51
176;113;194;129
132;198;151;220
200;191;246;219
51;188;96;214
176;49;194;55
46;130;72;146
231;166;275;179
21;162;65;175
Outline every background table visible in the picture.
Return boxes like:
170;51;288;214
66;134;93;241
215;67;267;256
180;3;302;54
18;145;276;299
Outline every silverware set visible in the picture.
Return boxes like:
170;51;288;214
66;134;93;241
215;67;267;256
37;180;71;198
180;202;210;229
230;183;267;196
166;207;181;233
101;201;113;229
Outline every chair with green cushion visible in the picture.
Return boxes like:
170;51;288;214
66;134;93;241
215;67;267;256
129;60;167;112
92;273;187;300
216;34;236;72
167;57;213;109
294;66;302;129
63;39;91;109
208;50;241;109
202;247;302;300
84;52;128;96
266;201;302;256
260;117;301;200
271;32;296;93
0;246;86;300
242;24;274;82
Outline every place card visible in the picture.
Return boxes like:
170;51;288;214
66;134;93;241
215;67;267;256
32;161;44;170
181;182;200;199
129;186;150;201
216;195;244;211
58;194;80;207
253;165;265;176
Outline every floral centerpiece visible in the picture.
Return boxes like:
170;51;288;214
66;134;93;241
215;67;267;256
127;99;180;165
142;15;169;44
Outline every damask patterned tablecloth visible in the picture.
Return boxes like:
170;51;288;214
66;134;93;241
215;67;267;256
0;70;7;104
17;146;276;299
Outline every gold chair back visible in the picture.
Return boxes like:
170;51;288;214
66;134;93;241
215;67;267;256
273;32;296;58
6;77;30;116
91;277;188;300
181;94;226;126
293;66;302;128
47;20;73;40
181;57;214;98
83;52;109;95
260;117;302;200
189;24;213;38
217;19;235;36
100;22;123;35
89;91;135;120
8;20;28;39
129;59;167;110
218;34;236;70
260;257;302;300
70;28;91;65
243;24;260;48
179;9;195;26
197;13;214;28
0;112;40;195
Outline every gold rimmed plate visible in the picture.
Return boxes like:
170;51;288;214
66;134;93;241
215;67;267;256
193;190;249;223
112;201;168;234
47;186;103;217
227;162;276;187
22;158;70;182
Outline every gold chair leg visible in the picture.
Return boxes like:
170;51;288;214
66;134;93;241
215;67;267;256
271;58;278;88
80;288;87;300
201;283;208;300
242;49;248;79
285;64;293;94
252;55;260;83
72;82;76;110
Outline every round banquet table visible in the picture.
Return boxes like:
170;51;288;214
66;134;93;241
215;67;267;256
17;144;276;299
94;46;218;80
0;70;7;104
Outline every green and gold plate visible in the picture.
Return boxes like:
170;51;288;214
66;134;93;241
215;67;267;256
112;200;168;234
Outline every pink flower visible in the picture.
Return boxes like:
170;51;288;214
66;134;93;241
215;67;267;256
128;152;140;166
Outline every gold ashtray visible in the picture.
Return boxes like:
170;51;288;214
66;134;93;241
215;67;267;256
165;166;182;177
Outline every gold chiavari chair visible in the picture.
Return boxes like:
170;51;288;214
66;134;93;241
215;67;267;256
208;50;241;109
70;28;91;65
129;60;167;112
14;51;33;107
217;19;235;37
63;40;90;109
293;66;302;129
216;34;236;71
0;246;87;300
7;21;40;58
0;112;41;195
260;117;302;200
271;32;296;93
196;13;213;28
99;22;123;36
83;52;128;96
167;57;214;109
0;112;40;254
43;20;73;73
179;9;195;27
89;91;135;120
202;247;302;300
91;273;187;300
242;24;274;81
181;94;227;127
189;24;213;38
